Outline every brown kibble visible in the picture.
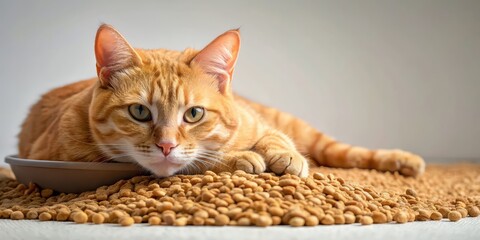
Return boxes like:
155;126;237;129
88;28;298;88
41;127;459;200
41;189;54;198
323;186;336;195
237;217;251;226
360;216;373;225
467;206;480;217
39;212;52;221
282;186;296;195
92;213;105;224
279;179;299;187
448;211;462;222
394;211;408;224
372;211;387;223
313;172;326;180
119;216;135;226
162;211;176;225
321;214;335;225
201;191;215;202
192;216;205;226
430;211;443;221
10;211;24;220
193;209;209;219
344;213;356;224
174;217;188;226
148;216;162;225
438;207;450;218
457;208;468;218
0;164;478;228
255;215;273;227
133;216;143;223
289;217;305;227
215;214;230;226
268;207;284;217
305;216;319;226
73;212;88;224
405;188;417;197
56;210;70;221
26;210;38;219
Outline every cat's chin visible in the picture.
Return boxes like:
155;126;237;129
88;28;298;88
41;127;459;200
144;161;184;177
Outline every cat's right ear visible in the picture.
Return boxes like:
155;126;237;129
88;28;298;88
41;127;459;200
95;24;141;87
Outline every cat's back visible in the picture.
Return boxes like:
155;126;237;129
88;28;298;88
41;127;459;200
18;78;96;158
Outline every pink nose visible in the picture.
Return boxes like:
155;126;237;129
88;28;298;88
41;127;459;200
156;142;177;156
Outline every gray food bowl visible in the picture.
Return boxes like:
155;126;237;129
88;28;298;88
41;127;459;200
5;155;148;193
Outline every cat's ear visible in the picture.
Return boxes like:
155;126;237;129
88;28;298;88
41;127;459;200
95;24;141;87
192;29;240;94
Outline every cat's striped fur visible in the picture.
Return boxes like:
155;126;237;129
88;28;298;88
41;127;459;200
18;25;425;177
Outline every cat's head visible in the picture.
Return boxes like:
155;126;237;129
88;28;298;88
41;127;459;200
89;24;240;177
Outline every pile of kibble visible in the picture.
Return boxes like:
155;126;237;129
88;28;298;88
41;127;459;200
0;164;479;227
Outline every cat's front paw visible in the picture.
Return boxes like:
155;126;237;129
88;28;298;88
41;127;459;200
374;150;425;177
266;151;309;177
233;151;267;174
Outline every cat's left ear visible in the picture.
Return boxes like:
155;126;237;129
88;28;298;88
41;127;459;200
192;29;240;94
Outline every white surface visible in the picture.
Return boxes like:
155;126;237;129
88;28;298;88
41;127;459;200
1;0;480;166
1;218;479;240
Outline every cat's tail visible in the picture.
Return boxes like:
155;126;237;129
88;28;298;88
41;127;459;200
304;130;425;177
243;98;425;177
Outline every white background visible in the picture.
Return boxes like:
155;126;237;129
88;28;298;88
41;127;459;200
0;0;479;166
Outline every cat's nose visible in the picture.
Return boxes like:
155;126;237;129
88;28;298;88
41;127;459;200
156;141;177;156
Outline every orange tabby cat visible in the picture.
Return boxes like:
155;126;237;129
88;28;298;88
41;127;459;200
18;25;425;177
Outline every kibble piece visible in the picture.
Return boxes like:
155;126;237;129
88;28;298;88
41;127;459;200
268;207;284;217
215;214;230;226
321;214;335;225
56;210;70;221
39;212;52;221
92;213;105;224
394;211;408;224
133;216;143;224
305;216;319;226
41;189;54;198
448;211;462;222
438;207;450;218
430;211;443;221
372;211;387;223
344;214;356;224
26;210;38;219
467;206;480;217
148;216;162;225
237;217;251;226
457;208;468;218
192;216;205;226
255;215;273;227
73;212;88;224
162;212;176;226
360;216;373;225
119;216;135;226
289;217;305;227
333;214;345;224
10;211;24;220
405;188;417;197
175;217;188;226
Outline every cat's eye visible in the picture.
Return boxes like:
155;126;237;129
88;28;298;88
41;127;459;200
184;107;205;123
128;104;152;122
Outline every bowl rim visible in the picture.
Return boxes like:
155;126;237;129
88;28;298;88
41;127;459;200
4;155;145;171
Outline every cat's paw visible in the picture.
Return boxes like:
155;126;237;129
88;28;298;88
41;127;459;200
266;151;309;177
373;150;425;177
233;151;267;174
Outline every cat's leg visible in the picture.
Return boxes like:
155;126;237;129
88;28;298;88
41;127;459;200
308;133;426;177
209;150;267;174
252;129;309;177
242;99;425;177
